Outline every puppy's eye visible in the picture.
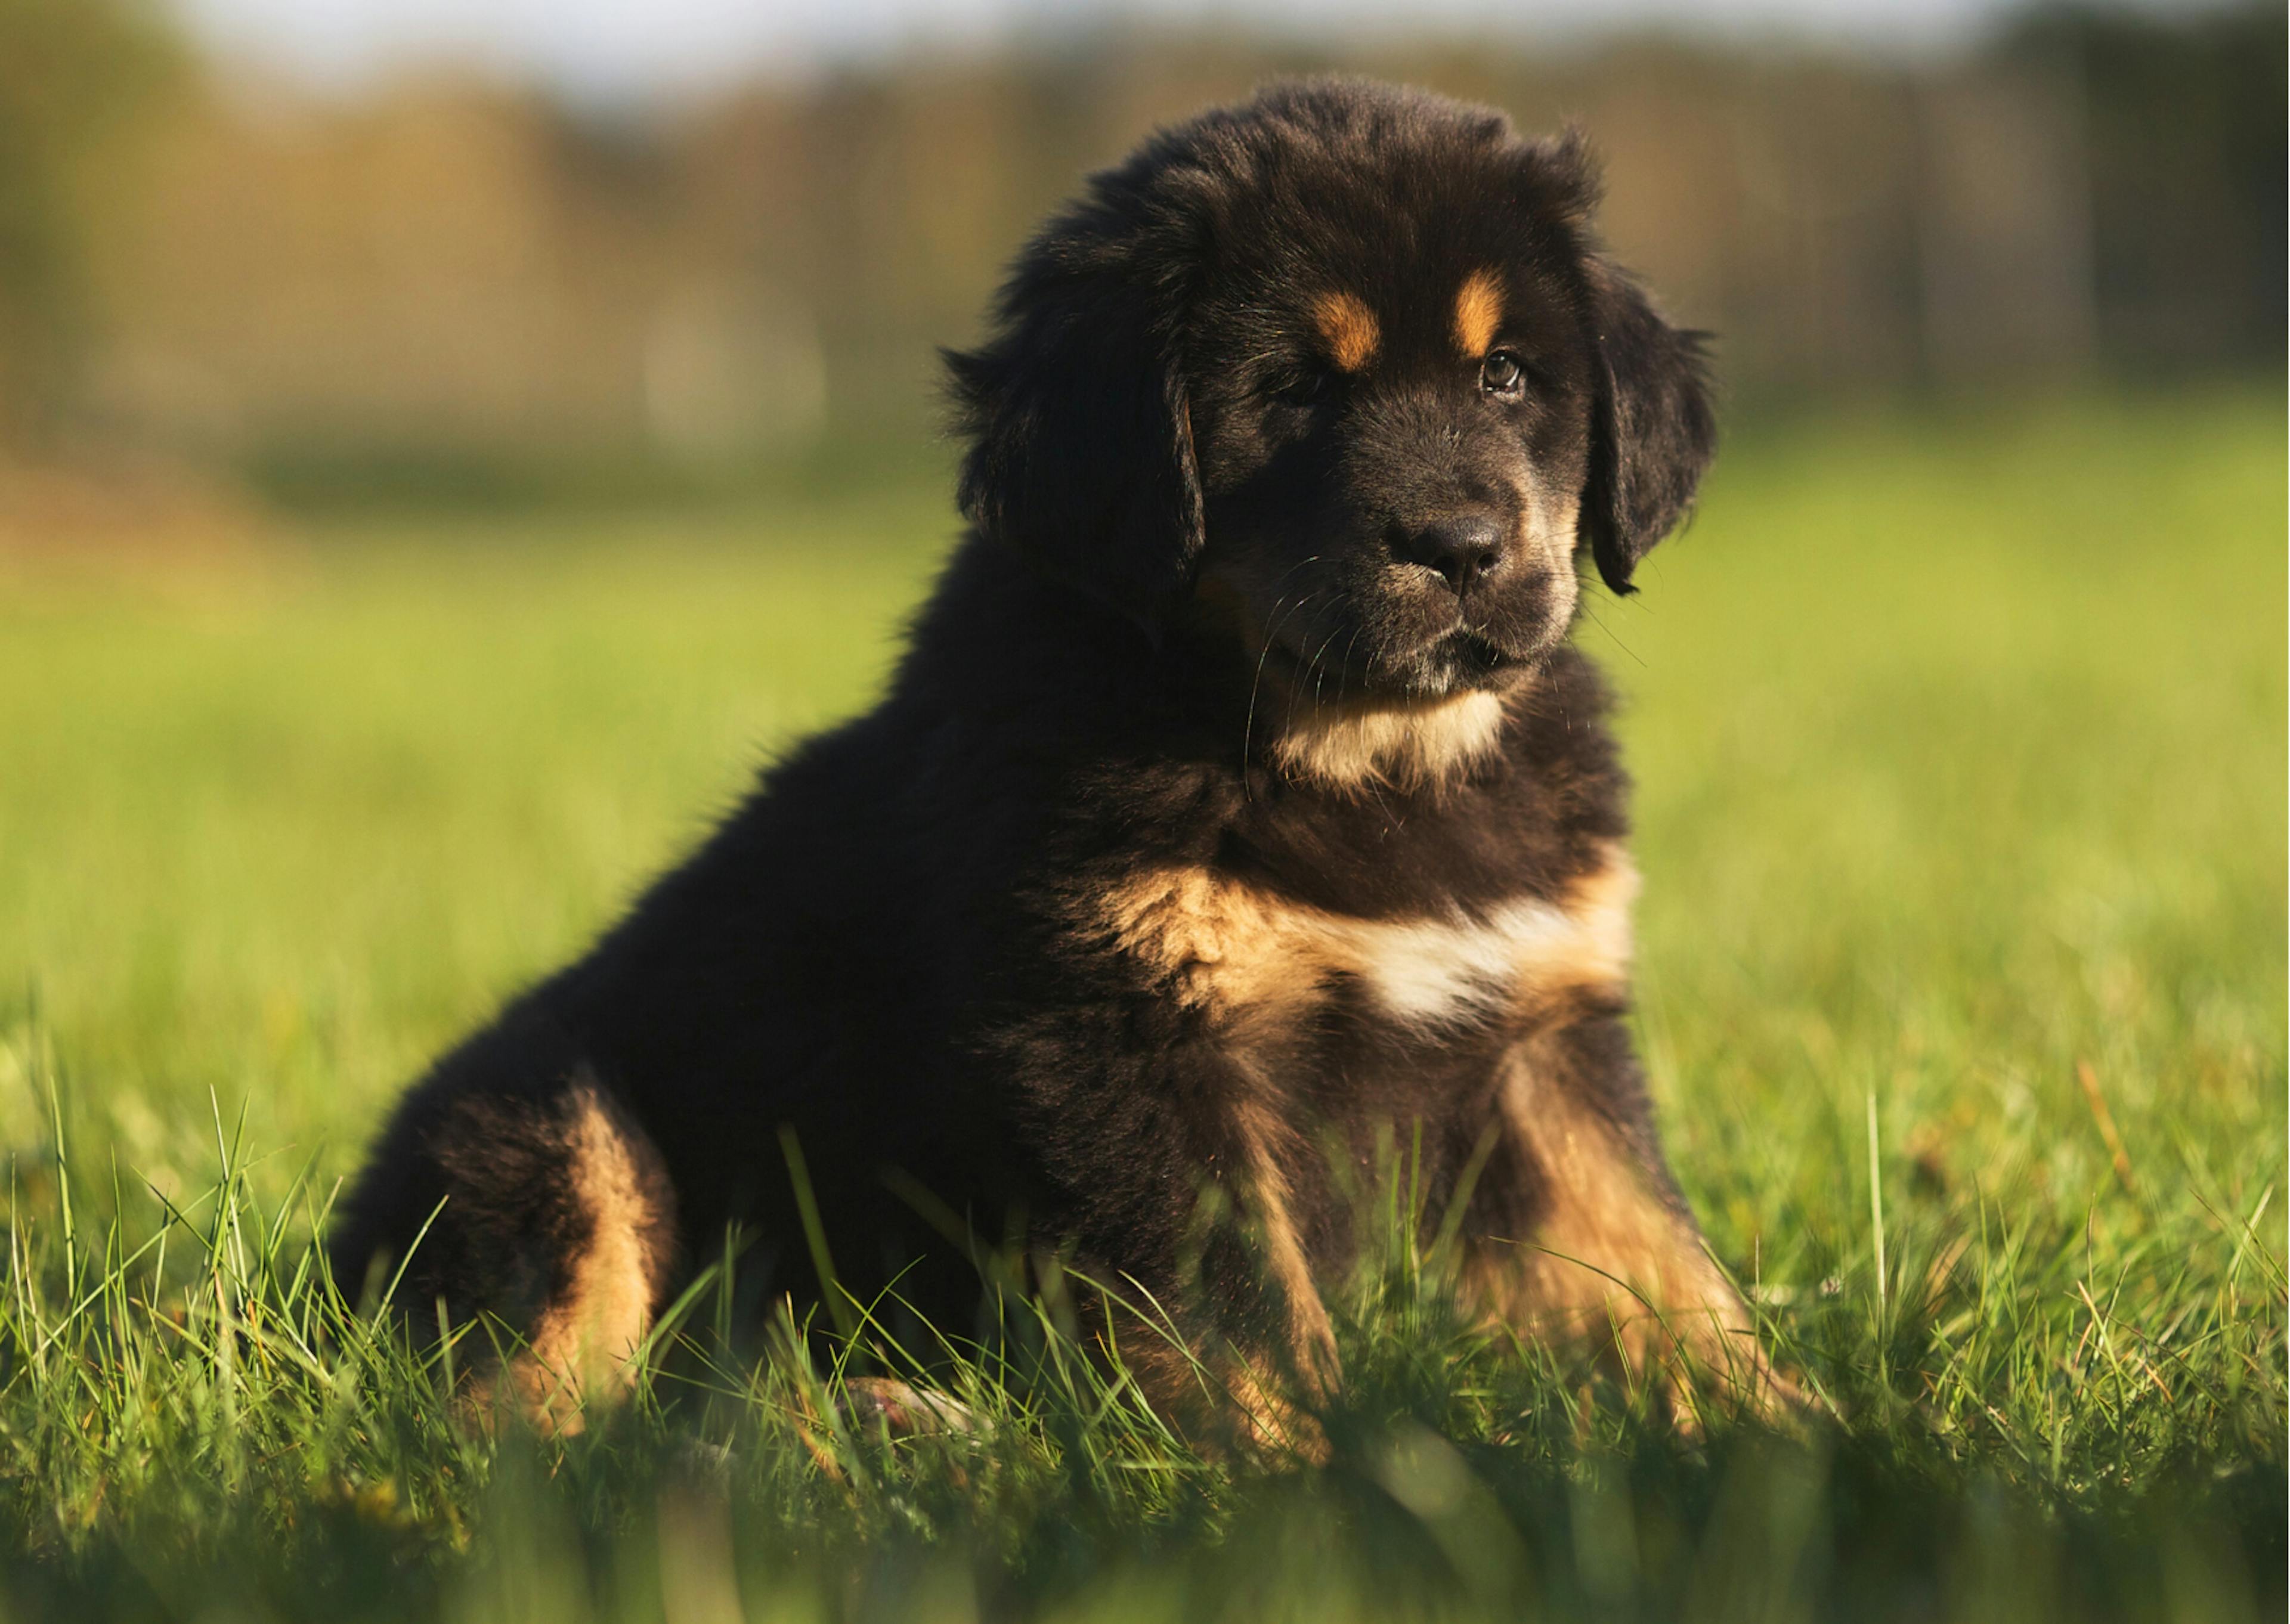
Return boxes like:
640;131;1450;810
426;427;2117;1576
1480;351;1527;398
1268;368;1327;408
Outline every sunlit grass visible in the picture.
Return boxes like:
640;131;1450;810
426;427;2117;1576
0;389;2280;1620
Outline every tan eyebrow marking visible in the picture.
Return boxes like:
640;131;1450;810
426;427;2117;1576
1311;290;1381;372
1453;269;1505;356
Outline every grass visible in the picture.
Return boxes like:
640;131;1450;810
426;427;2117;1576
0;388;2281;1620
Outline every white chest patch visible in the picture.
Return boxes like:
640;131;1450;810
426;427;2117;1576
1094;846;1638;1034
1348;896;1608;1027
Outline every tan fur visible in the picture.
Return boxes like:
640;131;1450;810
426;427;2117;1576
1097;863;1330;1025
1311;290;1381;372
509;1089;669;1434
1093;842;1638;1034
1230;1095;1341;1397
1467;1049;1785;1415
1270;689;1507;793
1220;1353;1335;1461
1555;847;1639;990
1112;1334;1330;1462
1453;269;1505;356
1527;489;1585;624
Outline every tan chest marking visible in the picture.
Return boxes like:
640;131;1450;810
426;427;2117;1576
1270;689;1507;794
1094;845;1636;1032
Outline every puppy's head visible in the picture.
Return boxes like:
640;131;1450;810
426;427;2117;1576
948;79;1713;709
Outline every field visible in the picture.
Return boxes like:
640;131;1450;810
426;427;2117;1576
0;389;2281;1621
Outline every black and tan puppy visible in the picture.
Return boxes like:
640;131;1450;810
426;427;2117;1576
332;79;1783;1437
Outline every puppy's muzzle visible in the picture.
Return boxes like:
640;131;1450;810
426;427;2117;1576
1391;512;1509;597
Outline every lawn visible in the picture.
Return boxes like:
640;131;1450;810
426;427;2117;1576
0;389;2281;1621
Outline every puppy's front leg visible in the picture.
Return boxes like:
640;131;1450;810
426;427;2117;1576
1073;1046;1342;1458
1460;1016;1790;1421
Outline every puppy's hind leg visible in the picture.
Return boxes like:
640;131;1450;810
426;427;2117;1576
332;1064;679;1436
491;1080;680;1431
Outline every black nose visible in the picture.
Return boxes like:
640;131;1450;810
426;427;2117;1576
1396;514;1507;595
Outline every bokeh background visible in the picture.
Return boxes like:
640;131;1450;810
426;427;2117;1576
0;0;2279;518
0;0;2279;1229
1;0;2280;1286
0;0;2282;1252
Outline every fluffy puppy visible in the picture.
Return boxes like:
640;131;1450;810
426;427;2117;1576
330;78;1784;1437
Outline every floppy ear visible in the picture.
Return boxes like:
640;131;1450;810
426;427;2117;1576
1577;259;1716;596
945;238;1203;633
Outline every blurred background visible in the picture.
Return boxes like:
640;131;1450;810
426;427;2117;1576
0;0;2279;528
0;0;2280;1192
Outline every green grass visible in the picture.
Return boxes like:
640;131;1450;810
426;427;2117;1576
0;389;2281;1621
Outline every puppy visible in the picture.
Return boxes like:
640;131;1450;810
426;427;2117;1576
331;78;1783;1438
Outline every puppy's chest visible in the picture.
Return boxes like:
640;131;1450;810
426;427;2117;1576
1088;841;1637;1042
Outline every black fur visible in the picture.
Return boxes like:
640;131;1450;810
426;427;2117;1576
331;79;1766;1431
1579;257;1717;595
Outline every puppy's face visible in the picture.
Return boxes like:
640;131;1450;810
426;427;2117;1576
1187;231;1598;702
950;80;1714;719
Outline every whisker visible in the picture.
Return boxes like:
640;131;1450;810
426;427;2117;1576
1332;625;1364;709
1282;597;1346;733
1305;612;1350;715
1241;585;1323;790
1573;585;1645;668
